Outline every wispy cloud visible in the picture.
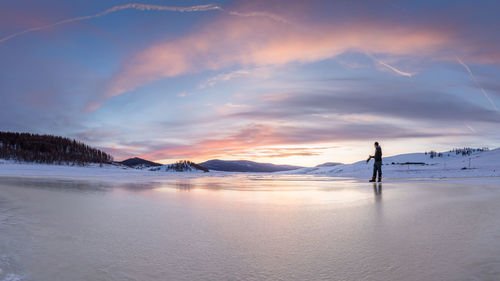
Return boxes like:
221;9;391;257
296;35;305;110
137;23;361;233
177;92;192;98
227;11;290;24
0;3;222;44
456;56;499;112
369;55;414;77
464;123;477;133
105;18;447;102
129;121;460;162
229;89;500;124
199;69;251;88
0;3;292;45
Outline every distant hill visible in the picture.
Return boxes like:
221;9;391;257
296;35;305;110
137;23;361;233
119;157;161;168
199;159;303;172
150;160;209;173
316;162;342;167
0;131;112;165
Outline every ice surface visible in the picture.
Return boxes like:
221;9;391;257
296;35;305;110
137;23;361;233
0;175;499;281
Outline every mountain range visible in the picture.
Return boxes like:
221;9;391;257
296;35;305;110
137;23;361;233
198;159;303;172
118;157;305;172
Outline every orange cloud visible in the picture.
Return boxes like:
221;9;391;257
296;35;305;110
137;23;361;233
132;124;286;161
127;121;456;163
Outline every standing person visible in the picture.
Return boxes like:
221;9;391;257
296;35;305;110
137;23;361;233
366;142;382;182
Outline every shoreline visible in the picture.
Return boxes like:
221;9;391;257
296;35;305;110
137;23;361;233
0;160;498;186
0;161;499;186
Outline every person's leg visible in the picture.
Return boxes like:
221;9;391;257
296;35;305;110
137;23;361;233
377;162;382;182
371;164;377;181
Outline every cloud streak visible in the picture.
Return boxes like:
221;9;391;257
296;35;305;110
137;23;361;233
464;123;477;133
227;11;290;24
105;17;448;100
369;55;414;77
229;89;500;124
0;3;222;44
0;3;293;45
456;56;499;112
128;122;461;162
2;4;224;45
199;69;251;88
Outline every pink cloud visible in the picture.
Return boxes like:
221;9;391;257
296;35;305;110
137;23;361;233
123;121;457;162
105;15;450;99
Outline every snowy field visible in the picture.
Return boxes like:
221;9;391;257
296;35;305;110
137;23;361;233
0;148;498;182
0;161;213;182
287;148;500;179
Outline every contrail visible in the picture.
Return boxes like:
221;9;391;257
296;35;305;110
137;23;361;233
456;56;499;112
371;56;414;78
0;3;222;44
0;3;290;45
464;122;476;133
227;11;290;24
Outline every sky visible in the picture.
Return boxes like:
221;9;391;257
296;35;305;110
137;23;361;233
1;0;500;166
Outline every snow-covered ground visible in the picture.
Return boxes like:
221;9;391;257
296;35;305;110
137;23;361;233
0;148;498;181
0;161;213;182
287;148;500;179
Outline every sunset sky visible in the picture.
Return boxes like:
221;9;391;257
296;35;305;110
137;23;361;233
1;0;499;166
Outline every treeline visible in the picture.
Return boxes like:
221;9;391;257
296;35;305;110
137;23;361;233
0;132;113;165
165;160;209;172
425;147;489;158
150;160;209;172
452;147;488;156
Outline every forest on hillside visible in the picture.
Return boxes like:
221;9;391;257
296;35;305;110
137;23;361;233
149;160;209;172
0;132;113;165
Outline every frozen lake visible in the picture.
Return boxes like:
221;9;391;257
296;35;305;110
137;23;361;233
1;175;500;281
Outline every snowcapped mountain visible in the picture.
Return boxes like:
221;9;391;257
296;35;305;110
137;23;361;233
315;162;343;167
287;148;500;179
199;159;303;172
149;160;209;173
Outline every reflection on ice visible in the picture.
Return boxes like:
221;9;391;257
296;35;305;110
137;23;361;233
0;175;499;281
147;175;373;206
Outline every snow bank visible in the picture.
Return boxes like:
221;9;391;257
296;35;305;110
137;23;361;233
0;148;498;181
287;148;500;179
0;161;213;182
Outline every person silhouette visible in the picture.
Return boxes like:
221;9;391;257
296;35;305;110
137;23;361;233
367;142;382;182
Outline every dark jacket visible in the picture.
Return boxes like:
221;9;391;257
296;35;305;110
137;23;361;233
374;146;382;162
